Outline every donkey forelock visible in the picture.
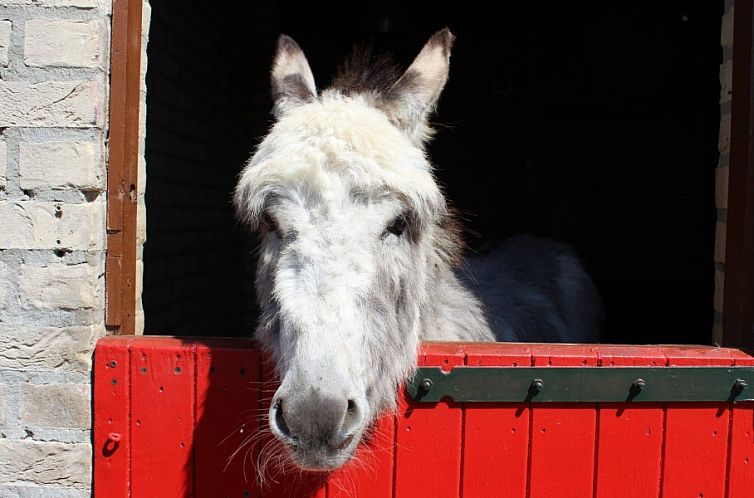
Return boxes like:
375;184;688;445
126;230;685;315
234;96;444;234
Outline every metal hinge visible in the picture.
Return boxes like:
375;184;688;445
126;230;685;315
406;367;754;403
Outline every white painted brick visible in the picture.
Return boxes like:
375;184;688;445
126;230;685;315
0;20;10;67
0;440;90;487
719;113;731;156
0;81;98;128
0;326;96;371
20;383;89;429
0;137;6;190
136;198;146;246
716;166;729;210
0;261;7;312
0;381;7;427
0;486;90;498
720;59;733;105
19;142;102;191
24;20;99;69
721;4;734;48
19;264;96;310
715;222;727;264
0;201;105;250
3;0;97;6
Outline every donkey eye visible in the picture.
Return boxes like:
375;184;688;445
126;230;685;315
384;213;408;238
261;211;278;233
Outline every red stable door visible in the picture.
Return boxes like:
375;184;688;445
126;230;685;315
93;337;754;498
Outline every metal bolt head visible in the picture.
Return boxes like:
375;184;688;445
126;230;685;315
419;378;433;393
632;378;646;391
530;378;544;393
733;379;749;395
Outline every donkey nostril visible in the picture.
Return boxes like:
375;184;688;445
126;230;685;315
342;399;360;434
274;400;293;439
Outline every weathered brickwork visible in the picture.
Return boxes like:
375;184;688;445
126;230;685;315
0;0;115;496
713;0;733;344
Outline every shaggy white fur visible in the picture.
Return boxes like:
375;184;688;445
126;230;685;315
233;29;602;473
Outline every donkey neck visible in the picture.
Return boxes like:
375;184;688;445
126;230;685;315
420;260;494;342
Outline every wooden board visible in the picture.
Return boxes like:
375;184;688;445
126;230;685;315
394;343;465;498
727;350;754;498
130;341;196;498
194;346;261;498
661;347;735;498
528;345;598;498
92;342;131;498
92;338;754;498
593;346;666;498
461;343;532;498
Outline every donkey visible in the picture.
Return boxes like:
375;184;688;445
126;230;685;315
234;28;602;472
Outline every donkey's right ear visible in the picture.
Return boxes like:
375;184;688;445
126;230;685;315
271;35;317;118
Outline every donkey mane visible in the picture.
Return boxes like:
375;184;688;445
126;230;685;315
328;35;465;269
330;47;404;98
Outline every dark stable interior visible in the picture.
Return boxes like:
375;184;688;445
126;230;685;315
142;1;722;345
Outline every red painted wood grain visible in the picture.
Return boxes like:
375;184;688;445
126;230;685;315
130;341;196;498
194;346;261;498
593;346;666;498
661;347;735;498
727;351;754;498
93;342;131;498
528;345;598;498
92;339;754;498
394;343;465;498
461;343;532;498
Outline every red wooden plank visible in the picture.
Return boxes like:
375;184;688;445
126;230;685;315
594;346;666;498
460;343;532;498
257;358;327;498
195;346;261;498
93;341;131;498
528;345;598;498
395;342;465;498
327;412;395;498
661;348;734;498
727;351;754;498
130;343;196;498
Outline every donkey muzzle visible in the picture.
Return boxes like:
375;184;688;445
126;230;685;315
270;384;364;469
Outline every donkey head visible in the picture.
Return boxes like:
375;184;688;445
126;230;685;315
234;29;457;471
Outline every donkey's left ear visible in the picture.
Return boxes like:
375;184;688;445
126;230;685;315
271;34;317;119
380;28;455;146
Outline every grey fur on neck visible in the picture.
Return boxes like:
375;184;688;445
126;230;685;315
422;267;495;341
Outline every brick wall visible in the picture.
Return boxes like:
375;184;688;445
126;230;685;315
0;0;111;496
713;0;733;345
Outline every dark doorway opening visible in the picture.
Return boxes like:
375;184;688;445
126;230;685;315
143;1;722;344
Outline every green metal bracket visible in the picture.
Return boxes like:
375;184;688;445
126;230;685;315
406;367;754;403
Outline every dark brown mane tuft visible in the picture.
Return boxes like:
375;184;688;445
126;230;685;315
436;207;465;268
329;45;404;97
